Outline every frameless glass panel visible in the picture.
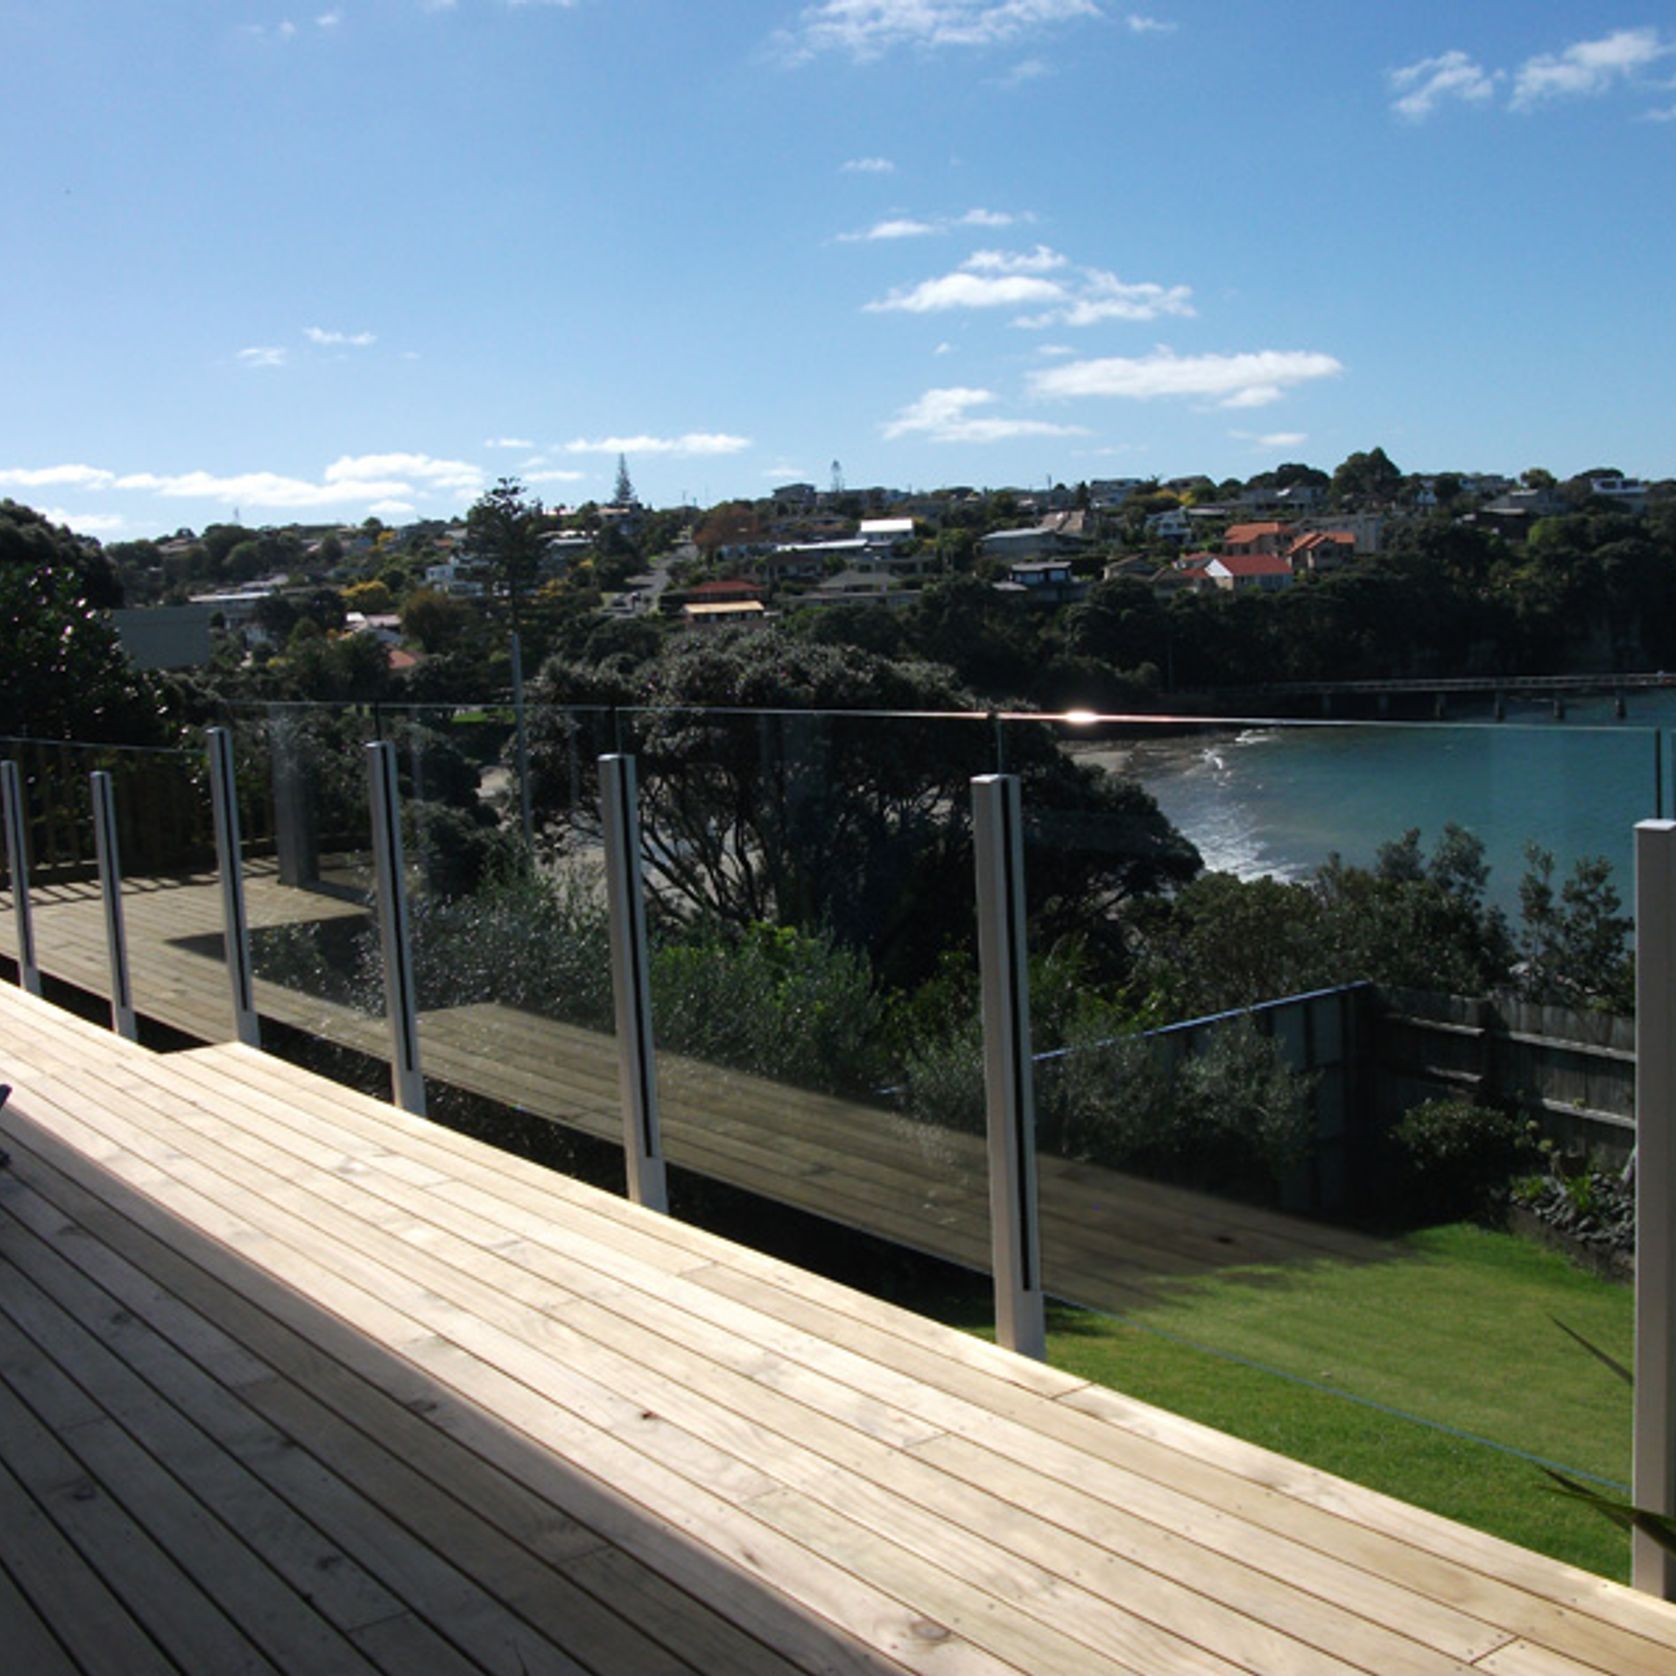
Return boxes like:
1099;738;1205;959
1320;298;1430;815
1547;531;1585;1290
311;698;621;1173
0;738;118;1011
632;706;996;1285
1015;709;1647;1543
236;705;384;1062
98;740;227;1042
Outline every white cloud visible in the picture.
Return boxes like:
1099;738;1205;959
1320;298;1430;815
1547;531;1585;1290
1645;102;1676;122
763;465;810;480
324;452;483;491
316;11;341;27
776;0;1100;65
524;468;588;483
116;470;415;508
304;325;376;346
1389;50;1497;121
868;269;1065;313
1126;14;1175;34
933;341;955;354
842;155;896;172
869;246;1193;325
1252;431;1308;449
38;508;126;534
562;433;751;456
1512;28;1668;109
236;346;288;369
0;463;118;490
1031;348;1343;407
484;436;535;449
1020;273;1196;327
963;243;1065;273
838;206;1027;242
840;217;940;242
368;500;416;518
881;386;1088;443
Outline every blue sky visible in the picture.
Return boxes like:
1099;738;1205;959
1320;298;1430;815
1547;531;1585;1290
2;1;1673;538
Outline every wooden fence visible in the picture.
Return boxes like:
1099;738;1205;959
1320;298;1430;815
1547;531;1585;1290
1373;986;1635;1164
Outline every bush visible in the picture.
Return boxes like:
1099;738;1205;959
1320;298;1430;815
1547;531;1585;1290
1390;1098;1537;1225
903;1011;1315;1204
650;922;892;1098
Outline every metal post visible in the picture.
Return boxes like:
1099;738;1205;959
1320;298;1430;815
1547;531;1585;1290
1636;819;1676;1597
206;728;260;1048
366;742;426;1115
971;773;1046;1360
600;754;667;1212
1;760;41;996
89;770;138;1040
510;632;535;851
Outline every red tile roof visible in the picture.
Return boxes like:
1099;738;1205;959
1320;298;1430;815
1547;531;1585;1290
1213;553;1293;577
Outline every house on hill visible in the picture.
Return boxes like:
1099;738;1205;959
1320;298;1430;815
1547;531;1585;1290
1286;530;1356;574
1221;521;1291;558
1206;553;1294;592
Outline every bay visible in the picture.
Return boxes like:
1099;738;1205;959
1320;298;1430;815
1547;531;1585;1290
1081;696;1676;915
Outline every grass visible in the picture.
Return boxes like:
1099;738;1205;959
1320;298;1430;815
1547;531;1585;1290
884;1222;1636;1581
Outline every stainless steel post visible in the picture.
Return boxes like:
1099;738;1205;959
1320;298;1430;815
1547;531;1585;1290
367;742;426;1114
600;754;667;1211
90;769;138;1040
511;631;535;851
972;772;1046;1360
1636;819;1676;1596
206;727;260;1047
1;760;41;996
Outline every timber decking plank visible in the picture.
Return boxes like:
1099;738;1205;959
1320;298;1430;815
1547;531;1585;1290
4;1131;826;1676
43;1036;1544;1672
1;1084;1003;1672
5;983;1676;1676
0;1371;279;1674
0;1451;177;1676
0;1556;81;1676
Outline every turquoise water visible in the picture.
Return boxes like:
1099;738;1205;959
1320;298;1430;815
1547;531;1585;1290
1093;698;1673;914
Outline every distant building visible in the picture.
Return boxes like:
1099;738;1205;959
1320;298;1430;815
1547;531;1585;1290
1206;553;1293;592
1286;531;1356;574
1221;521;1290;558
682;599;768;631
1003;559;1085;606
1144;507;1191;543
858;517;915;549
804;569;914;608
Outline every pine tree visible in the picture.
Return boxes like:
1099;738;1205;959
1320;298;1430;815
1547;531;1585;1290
614;454;636;507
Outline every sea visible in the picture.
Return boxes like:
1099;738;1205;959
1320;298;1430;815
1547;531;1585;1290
1075;694;1676;916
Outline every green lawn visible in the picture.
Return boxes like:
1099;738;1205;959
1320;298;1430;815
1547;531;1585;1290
915;1224;1637;1581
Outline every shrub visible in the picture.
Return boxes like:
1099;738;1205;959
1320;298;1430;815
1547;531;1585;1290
1390;1098;1537;1225
650;922;892;1098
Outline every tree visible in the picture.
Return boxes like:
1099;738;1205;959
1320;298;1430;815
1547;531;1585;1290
0;501;162;742
343;579;394;616
528;629;1199;986
400;585;474;654
467;477;545;637
613;453;636;507
1331;447;1403;507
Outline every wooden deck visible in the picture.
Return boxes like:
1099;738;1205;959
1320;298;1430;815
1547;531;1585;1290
0;870;1391;1317
4;981;1676;1674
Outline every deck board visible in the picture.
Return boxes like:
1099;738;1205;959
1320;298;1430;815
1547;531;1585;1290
3;984;1676;1673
